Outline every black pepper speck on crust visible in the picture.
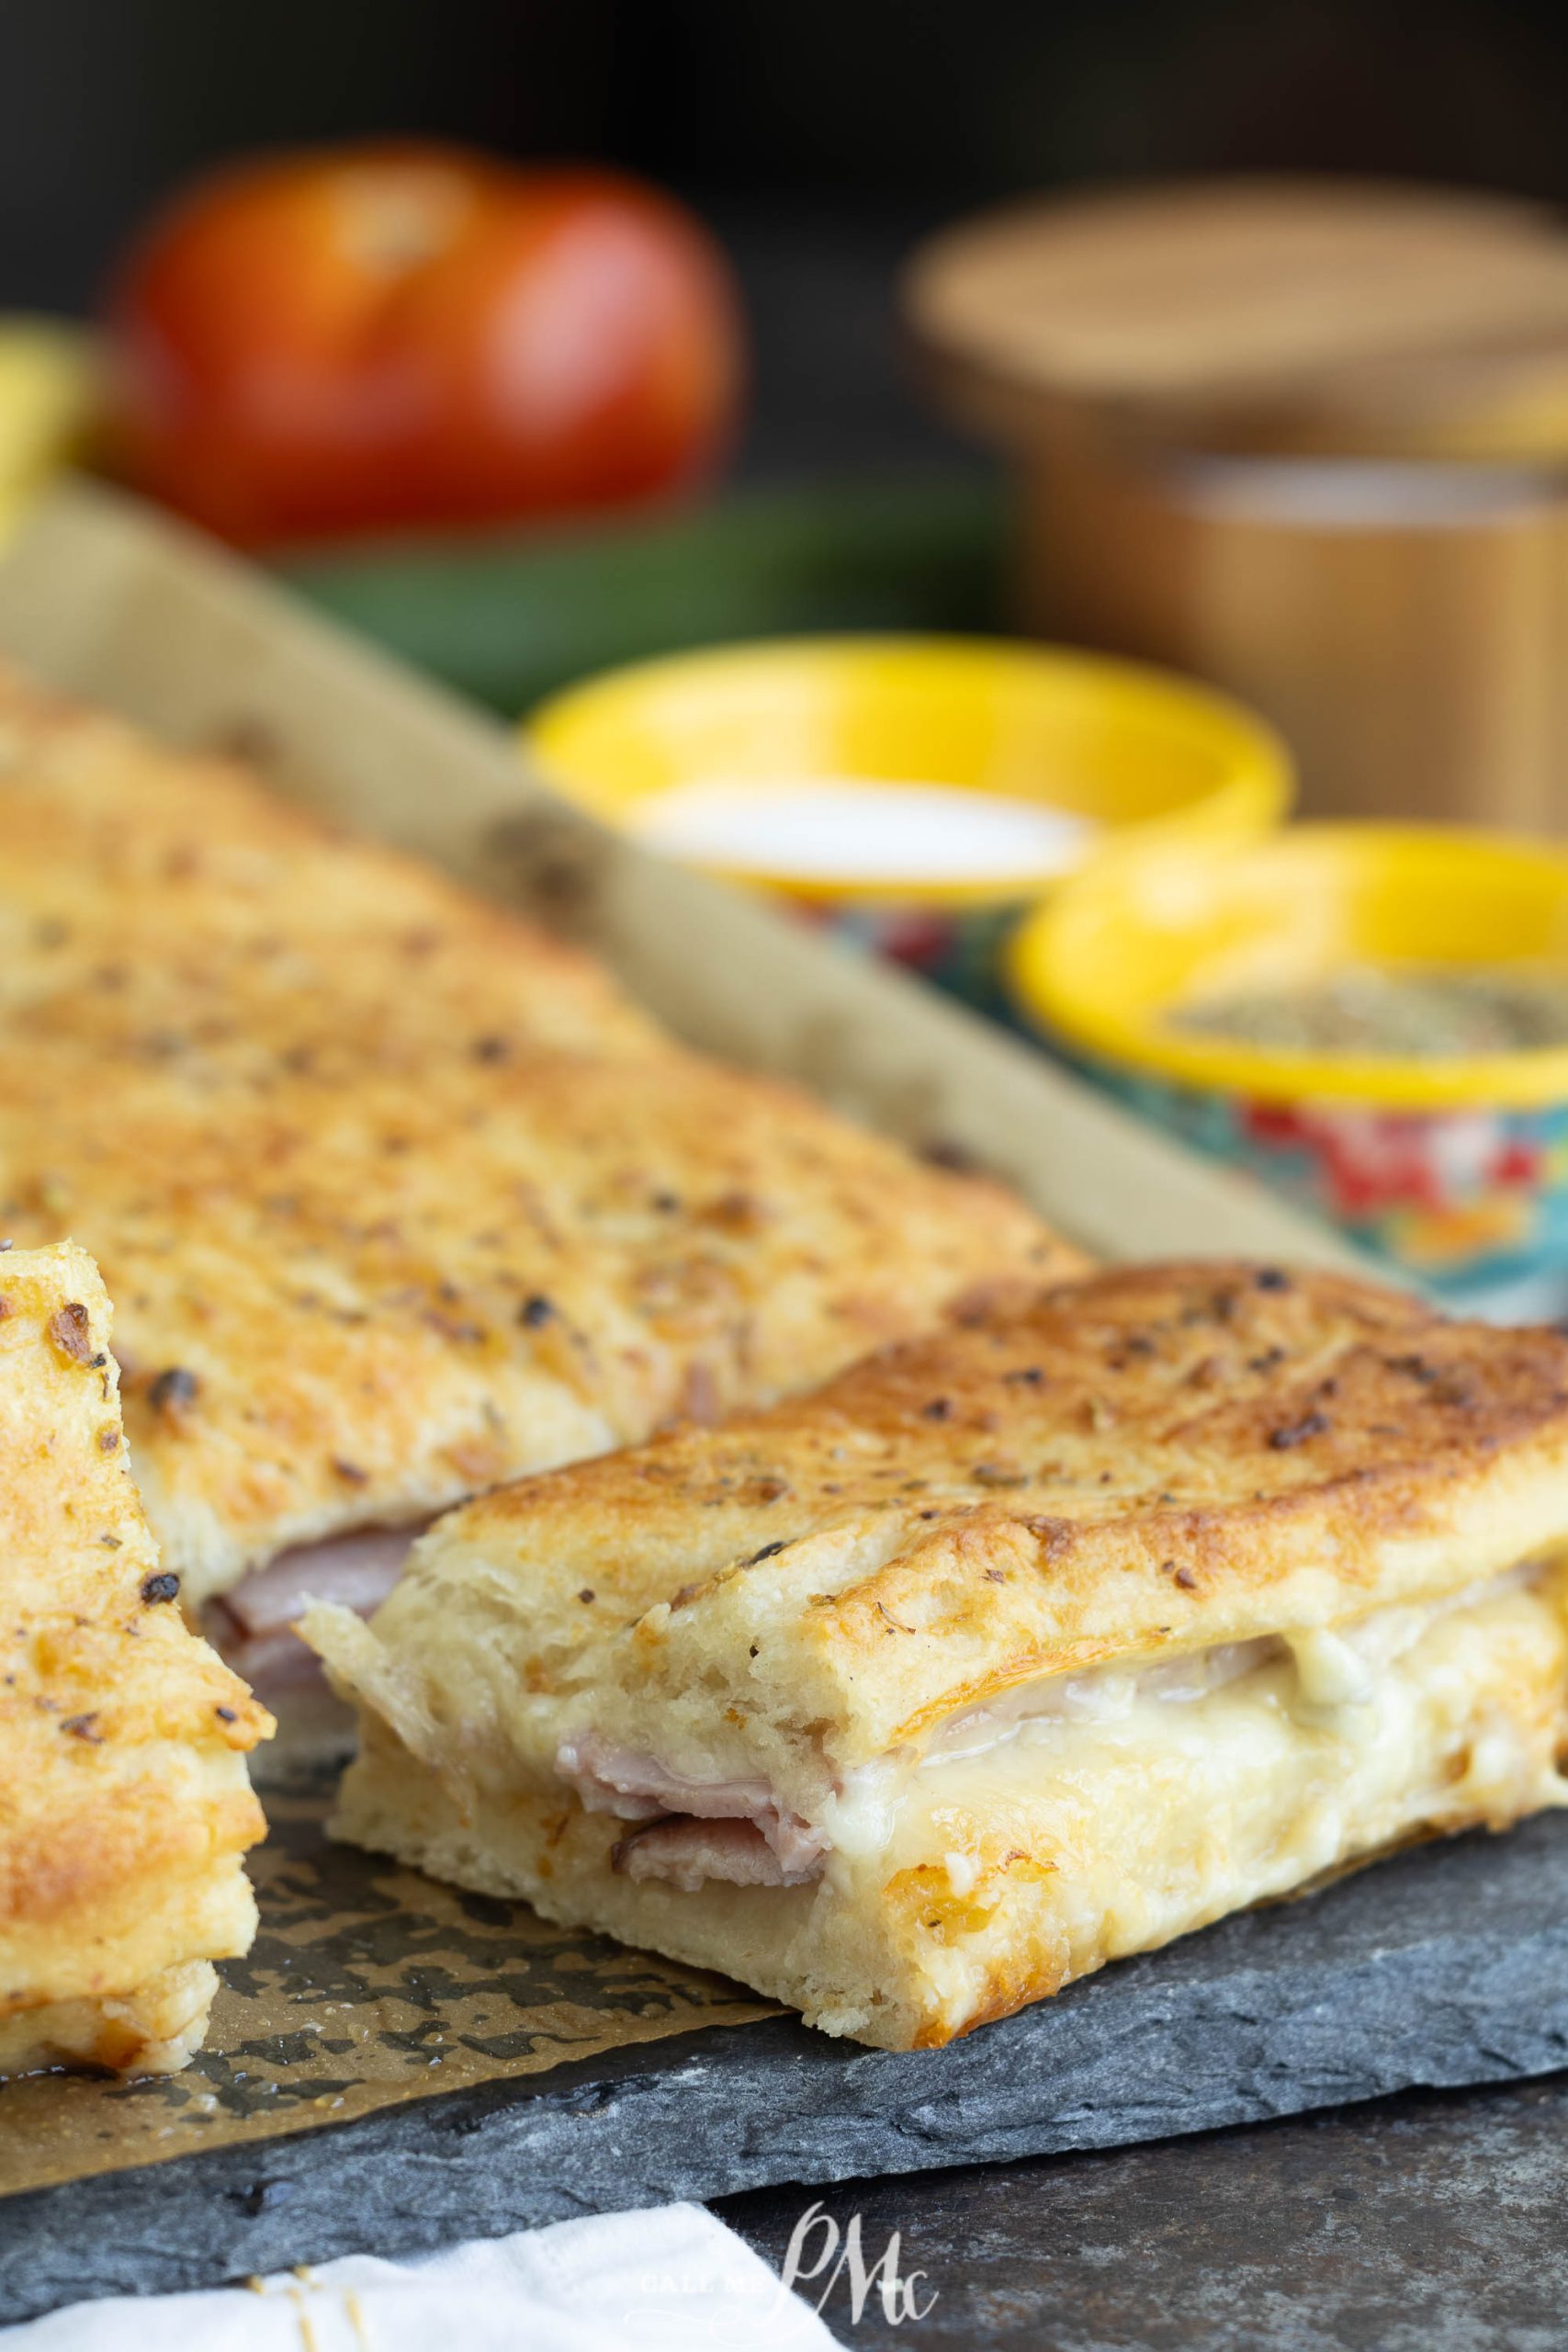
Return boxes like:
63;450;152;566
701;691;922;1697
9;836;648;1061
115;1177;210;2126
1269;1411;1331;1450
46;1302;94;1363
0;668;1079;1617
148;1366;199;1413
413;1256;1568;1766
0;1239;271;2054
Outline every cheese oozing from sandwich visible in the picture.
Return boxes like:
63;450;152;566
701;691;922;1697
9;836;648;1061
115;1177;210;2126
305;1262;1568;2049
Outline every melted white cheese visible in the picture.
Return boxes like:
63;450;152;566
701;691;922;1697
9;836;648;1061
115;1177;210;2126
815;1571;1568;2041
820;1565;1566;1928
919;1562;1543;1766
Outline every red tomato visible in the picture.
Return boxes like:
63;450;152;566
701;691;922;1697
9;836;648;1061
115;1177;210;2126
105;144;745;547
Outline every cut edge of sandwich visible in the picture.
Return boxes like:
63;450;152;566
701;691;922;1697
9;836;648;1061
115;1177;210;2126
302;1261;1568;2051
0;1241;272;2077
0;1961;223;2078
308;1561;1568;2051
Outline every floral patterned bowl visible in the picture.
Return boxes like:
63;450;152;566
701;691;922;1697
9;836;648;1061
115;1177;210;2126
1010;825;1568;1291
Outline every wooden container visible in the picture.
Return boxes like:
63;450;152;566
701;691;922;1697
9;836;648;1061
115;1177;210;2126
906;180;1568;831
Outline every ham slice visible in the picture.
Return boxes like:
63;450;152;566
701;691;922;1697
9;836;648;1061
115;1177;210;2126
207;1524;425;1694
220;1527;424;1635
614;1815;820;1891
556;1731;829;1884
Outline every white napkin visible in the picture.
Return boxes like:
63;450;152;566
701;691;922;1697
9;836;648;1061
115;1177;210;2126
2;2202;840;2350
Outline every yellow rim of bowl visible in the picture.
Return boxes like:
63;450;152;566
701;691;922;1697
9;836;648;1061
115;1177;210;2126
1010;824;1568;1113
524;635;1292;909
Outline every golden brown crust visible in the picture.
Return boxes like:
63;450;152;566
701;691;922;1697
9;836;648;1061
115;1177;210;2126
0;664;1074;1601
324;1569;1568;2049
315;1262;1568;2049
0;1243;268;2058
0;1961;220;2076
330;1261;1568;1776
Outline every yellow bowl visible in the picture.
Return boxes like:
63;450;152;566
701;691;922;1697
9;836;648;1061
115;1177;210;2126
0;318;99;546
1011;824;1568;1283
525;636;1290;1002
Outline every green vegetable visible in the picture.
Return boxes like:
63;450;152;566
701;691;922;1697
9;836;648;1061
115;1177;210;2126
276;473;1005;718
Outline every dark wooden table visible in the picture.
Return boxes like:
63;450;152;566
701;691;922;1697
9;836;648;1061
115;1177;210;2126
719;2072;1568;2347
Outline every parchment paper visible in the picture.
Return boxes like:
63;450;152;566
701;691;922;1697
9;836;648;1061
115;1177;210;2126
0;1764;773;2199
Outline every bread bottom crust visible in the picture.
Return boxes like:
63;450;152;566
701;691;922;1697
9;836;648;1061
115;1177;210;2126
328;1581;1568;2051
0;1960;218;2076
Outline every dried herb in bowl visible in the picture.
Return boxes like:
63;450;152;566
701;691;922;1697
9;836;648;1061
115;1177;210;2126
1171;967;1568;1058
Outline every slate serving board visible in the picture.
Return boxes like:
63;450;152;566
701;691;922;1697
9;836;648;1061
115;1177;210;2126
3;1780;1567;2324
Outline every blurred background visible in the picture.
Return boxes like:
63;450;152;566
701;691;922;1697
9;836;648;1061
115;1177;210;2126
6;0;1568;479
12;0;1568;1307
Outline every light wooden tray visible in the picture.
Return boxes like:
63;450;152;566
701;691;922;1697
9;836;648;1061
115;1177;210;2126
0;477;1363;1270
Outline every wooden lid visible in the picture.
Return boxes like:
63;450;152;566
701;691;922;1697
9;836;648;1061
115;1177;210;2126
906;179;1568;442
